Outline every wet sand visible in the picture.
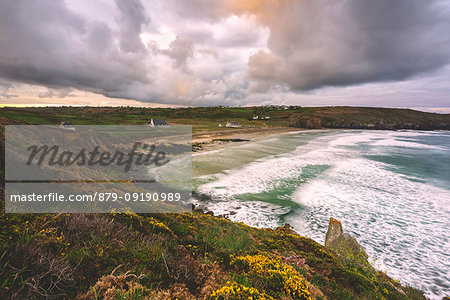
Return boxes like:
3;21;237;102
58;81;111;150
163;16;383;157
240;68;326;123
192;127;305;152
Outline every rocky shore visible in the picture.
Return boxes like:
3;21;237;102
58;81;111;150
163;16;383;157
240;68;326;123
291;107;450;130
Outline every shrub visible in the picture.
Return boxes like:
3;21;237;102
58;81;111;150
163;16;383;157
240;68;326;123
209;282;274;300
76;271;151;300
231;254;312;300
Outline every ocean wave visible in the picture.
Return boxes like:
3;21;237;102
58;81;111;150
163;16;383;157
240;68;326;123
194;130;450;298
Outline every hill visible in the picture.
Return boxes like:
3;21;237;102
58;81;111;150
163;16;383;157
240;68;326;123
0;212;426;299
0;106;449;131
291;107;450;130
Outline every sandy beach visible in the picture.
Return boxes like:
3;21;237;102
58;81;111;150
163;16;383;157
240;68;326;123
192;126;305;152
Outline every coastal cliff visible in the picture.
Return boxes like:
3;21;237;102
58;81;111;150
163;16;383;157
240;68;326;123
290;107;450;130
0;211;427;299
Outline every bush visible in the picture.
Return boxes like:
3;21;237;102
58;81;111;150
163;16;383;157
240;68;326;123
231;254;312;300
209;282;273;300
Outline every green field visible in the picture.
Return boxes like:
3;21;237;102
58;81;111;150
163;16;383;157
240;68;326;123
1;106;449;131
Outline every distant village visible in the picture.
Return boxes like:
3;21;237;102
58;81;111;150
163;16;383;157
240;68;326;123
57;104;304;130
60;118;171;130
60;115;269;130
218;115;270;128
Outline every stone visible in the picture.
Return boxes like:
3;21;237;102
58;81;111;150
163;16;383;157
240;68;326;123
325;217;343;245
325;217;369;264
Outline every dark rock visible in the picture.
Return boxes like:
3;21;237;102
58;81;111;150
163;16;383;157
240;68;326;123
193;208;204;214
283;223;293;230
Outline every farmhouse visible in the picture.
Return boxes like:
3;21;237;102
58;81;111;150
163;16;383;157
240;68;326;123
147;119;169;128
226;121;242;128
60;121;75;130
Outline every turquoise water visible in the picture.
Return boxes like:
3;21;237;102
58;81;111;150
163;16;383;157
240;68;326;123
192;130;450;299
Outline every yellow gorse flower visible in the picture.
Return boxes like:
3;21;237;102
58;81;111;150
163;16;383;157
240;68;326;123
230;254;312;300
209;282;274;300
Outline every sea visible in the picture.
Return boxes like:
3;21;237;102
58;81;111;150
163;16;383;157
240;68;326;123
191;130;450;299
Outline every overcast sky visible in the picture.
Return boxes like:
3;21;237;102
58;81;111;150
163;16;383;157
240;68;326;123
1;0;450;112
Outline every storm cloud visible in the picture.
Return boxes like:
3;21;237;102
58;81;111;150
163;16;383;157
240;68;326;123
246;0;450;91
0;0;153;100
0;0;449;106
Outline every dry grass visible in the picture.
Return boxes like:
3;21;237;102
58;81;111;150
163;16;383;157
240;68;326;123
8;243;75;299
76;268;150;300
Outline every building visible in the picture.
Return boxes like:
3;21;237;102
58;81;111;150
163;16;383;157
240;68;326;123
252;115;259;120
226;121;242;128
218;123;223;127
60;121;75;130
147;119;169;128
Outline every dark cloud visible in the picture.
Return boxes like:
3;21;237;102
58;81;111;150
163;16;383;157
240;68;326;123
0;0;152;101
247;0;450;91
0;80;18;99
0;0;449;106
115;0;149;53
38;87;73;98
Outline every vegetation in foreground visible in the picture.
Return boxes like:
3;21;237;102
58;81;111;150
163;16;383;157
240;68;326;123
0;211;426;299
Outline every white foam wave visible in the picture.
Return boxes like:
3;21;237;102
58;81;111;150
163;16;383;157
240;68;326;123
194;130;450;298
371;139;446;150
197;131;376;199
288;158;450;299
206;200;290;228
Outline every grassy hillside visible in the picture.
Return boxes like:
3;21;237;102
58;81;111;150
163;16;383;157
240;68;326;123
0;212;426;299
291;107;450;130
1;106;449;131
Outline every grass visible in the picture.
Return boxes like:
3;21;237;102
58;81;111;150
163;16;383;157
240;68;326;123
0;212;427;299
1;105;448;131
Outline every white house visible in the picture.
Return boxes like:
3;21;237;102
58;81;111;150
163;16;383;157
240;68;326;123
226;121;242;128
60;121;75;130
147;119;169;127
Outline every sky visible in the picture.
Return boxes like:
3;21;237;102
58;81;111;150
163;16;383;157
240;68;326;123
1;0;450;112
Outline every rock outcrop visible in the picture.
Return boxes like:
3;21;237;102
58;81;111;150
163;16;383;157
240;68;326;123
325;217;370;267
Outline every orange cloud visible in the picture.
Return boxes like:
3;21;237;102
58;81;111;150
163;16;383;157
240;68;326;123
226;0;282;23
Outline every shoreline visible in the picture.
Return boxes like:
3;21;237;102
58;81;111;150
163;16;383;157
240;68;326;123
191;129;449;299
192;126;306;152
